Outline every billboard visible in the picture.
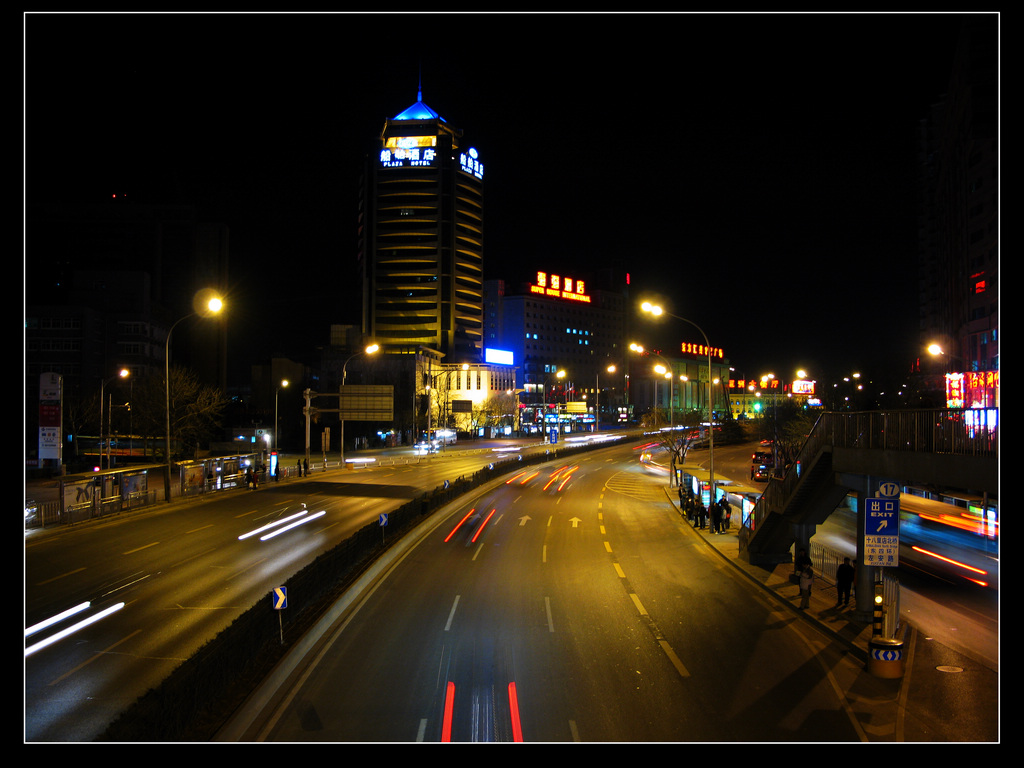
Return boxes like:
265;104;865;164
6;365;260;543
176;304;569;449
337;385;394;421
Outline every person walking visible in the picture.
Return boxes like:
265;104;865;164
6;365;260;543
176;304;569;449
795;549;813;609
795;548;812;574
836;557;855;608
799;564;813;609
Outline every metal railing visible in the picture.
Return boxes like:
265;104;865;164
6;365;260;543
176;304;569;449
747;408;997;534
805;541;900;637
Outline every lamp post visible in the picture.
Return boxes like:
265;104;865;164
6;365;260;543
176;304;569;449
628;343;646;414
506;388;525;436
99;368;129;470
540;369;566;441
274;379;289;474
641;302;716;505
596;364;616;433
653;359;676;430
165;292;223;502
441;363;469;444
341;343;379;465
928;343;966;373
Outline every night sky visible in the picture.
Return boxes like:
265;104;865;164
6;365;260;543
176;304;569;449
25;11;995;388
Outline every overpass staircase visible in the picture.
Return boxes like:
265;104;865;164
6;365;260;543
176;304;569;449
740;409;998;566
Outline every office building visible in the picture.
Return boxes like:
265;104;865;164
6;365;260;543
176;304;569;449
358;92;485;363
483;271;628;431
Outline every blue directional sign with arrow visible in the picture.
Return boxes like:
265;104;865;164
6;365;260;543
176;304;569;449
864;497;900;567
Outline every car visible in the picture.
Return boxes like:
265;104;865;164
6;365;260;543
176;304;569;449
750;450;774;478
753;465;772;481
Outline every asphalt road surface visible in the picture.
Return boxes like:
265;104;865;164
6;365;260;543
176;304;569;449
240;445;891;742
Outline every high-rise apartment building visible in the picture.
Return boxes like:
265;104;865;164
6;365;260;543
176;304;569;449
917;20;998;386
358;93;485;363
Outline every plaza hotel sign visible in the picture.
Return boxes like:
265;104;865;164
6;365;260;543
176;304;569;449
380;135;437;168
379;136;485;180
529;271;591;303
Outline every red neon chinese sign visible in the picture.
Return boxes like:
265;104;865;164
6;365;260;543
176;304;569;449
530;272;591;303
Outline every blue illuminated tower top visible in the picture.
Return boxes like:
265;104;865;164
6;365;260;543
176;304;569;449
393;90;446;122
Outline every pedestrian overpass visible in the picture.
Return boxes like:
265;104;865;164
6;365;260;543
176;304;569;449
739;409;998;565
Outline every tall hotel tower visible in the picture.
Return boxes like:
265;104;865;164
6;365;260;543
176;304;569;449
358;92;485;363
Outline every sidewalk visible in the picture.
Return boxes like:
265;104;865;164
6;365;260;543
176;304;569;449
666;493;879;662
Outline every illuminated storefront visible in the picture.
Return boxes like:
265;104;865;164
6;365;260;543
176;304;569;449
945;370;999;409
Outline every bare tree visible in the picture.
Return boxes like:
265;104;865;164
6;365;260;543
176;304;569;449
132;367;229;460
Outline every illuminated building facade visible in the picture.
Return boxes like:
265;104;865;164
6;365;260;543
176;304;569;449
483;273;627;431
727;376;820;420
358;93;485;363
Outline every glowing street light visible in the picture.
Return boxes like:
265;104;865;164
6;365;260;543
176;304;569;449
341;343;380;464
99;368;129;470
275;379;289;458
641;301;717;504
164;290;223;501
595;363;616;433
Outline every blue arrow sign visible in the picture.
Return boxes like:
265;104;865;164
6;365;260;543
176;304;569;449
272;587;287;610
866;497;900;535
379;513;388;527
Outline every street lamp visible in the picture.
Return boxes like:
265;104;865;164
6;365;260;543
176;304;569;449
928;343;964;373
341;343;379;464
443;363;470;440
275;379;289;472
99;368;129;470
506;388;526;435
538;369;566;439
595;364;616;433
641;301;716;505
628;343;647;411
165;291;223;501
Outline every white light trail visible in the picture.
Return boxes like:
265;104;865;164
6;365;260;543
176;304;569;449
259;510;326;540
25;601;91;638
25;602;126;657
238;509;312;540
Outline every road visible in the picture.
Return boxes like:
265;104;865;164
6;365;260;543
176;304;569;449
25;435;998;742
235;444;894;742
24;440;563;741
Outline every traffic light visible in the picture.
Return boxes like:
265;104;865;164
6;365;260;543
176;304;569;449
872;581;884;636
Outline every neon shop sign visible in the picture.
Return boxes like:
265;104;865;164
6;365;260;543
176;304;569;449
529;272;591;303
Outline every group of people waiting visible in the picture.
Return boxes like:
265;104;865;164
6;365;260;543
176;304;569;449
678;484;732;533
244;463;266;489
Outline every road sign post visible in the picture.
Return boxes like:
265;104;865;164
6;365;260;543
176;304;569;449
865;484;901;647
272;586;287;644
